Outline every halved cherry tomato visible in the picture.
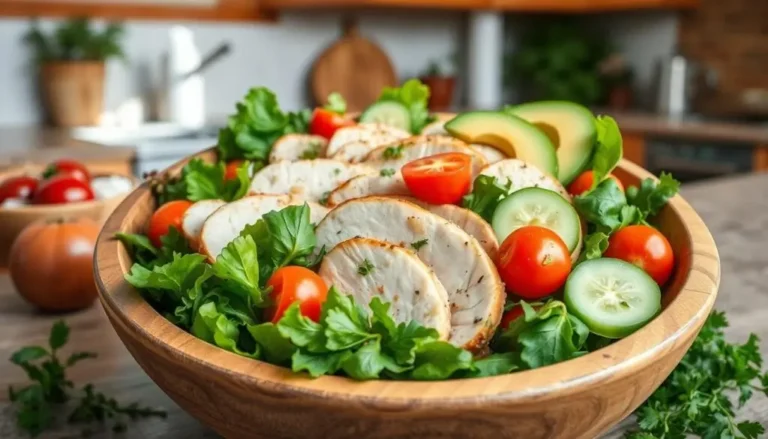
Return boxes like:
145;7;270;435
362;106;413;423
224;160;244;181
309;108;354;140
42;159;91;183
147;200;193;248
568;170;624;196
497;225;572;299
32;175;94;205
265;266;328;323
0;175;39;203
401;152;472;205
604;224;674;285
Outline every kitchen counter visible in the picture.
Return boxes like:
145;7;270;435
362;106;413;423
1;172;768;438
0;127;135;168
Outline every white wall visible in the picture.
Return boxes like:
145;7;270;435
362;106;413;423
0;11;462;127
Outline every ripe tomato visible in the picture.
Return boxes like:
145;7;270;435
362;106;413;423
309;108;354;140
568;170;624;196
224;160;244;181
147;200;193;248
402;152;472;205
33;175;94;205
265;266;328;323
0;175;39;203
497;226;572;299
604;225;674;285
42;159;91;183
10;218;100;312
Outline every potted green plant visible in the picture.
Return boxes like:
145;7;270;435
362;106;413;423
418;57;456;111
505;20;611;106
23;17;125;127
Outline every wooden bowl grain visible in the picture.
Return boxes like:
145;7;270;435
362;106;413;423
0;165;134;267
93;148;720;439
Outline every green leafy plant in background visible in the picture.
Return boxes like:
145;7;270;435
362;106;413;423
506;19;612;106
22;17;125;64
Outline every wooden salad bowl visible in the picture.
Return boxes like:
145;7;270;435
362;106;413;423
93;148;720;439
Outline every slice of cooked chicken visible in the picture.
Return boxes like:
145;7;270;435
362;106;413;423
421;120;449;136
199;194;327;261
319;237;451;340
326;172;409;207
326;123;411;158
181;199;226;251
269;134;328;163
314;196;504;352
248;159;373;202
329;140;379;163
470;144;507;164
363;135;488;175
480;158;570;200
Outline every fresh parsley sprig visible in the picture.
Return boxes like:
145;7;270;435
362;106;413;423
8;322;165;436
461;175;513;222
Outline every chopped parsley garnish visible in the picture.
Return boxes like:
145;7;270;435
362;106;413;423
300;142;321;160
382;145;404;160
410;239;429;250
380;168;396;177
319;191;330;206
357;259;375;276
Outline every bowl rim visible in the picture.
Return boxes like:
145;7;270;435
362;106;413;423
93;150;720;407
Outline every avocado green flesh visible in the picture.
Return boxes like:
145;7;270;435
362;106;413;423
506;101;597;185
444;111;558;177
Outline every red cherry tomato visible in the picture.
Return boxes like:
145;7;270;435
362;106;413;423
309;108;354;140
568;170;624;196
496;226;572;299
224;160;244;181
265;266;328;323
401;152;472;205
0;175;39;203
147;200;193;248
604;225;674;285
33;176;94;205
42;159;91;183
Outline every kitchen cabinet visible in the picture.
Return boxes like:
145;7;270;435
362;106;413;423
0;0;274;22
260;0;697;11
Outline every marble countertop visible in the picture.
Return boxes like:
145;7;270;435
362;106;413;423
1;171;767;438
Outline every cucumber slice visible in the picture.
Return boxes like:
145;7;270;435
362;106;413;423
360;101;412;132
564;258;661;339
492;187;580;252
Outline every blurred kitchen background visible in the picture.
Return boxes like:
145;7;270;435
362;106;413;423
0;0;766;182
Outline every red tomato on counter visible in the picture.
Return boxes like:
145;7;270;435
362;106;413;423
0;175;39;203
401;152;472;205
42;159;91;183
265;266;328;323
604;225;674;285
309;108;354;140
33;175;94;205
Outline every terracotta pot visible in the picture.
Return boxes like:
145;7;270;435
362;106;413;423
420;76;456;111
40;61;105;127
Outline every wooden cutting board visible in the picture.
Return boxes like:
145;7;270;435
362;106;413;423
311;18;397;113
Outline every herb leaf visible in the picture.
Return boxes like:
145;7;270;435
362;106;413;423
462;175;513;222
382;145;404;159
626;172;681;219
467;353;520;377
590;115;623;189
380;168;396;177
377;78;433;134
410;239;429;250
324;92;347;114
211;235;266;307
357;259;375;276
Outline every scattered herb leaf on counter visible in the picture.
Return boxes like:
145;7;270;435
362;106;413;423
462;175;513;223
323;92;347;114
626;311;768;439
8;321;165;436
590;115;623;189
376;78;434;134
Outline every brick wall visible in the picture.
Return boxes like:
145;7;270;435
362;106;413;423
678;0;768;110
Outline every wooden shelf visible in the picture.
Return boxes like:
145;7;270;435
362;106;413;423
0;0;276;22
260;0;697;11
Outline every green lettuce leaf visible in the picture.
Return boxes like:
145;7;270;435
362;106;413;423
324;92;347;114
626;172;681;220
247;322;296;364
461;175;513;222
590;115;623;189
410;342;473;380
211;234;266;307
467;353;520;378
377;79;433;134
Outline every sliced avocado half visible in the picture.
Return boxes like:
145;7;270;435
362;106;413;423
445;111;558;177
505;101;596;185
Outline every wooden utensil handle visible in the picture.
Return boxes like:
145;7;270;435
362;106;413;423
341;16;358;37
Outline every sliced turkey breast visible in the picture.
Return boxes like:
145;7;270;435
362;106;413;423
199;195;327;261
269;134;328;163
480;158;570;200
181;199;226;251
248;159;374;202
314;196;504;351
326;123;410;158
363;135;488;175
328;140;377;163
326;172;409;207
470;144;508;164
421;120;449;136
319;237;451;340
